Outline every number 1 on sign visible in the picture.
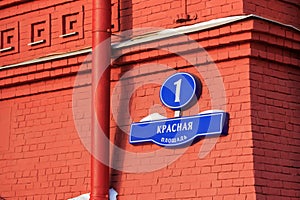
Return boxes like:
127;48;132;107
174;79;182;102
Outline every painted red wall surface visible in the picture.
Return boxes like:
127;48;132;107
0;0;299;199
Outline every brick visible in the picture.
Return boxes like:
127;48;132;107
0;1;299;200
217;187;240;195
197;188;217;197
175;190;196;198
218;171;239;180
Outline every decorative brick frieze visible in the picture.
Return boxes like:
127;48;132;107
0;4;87;65
26;14;51;49
0;21;19;56
58;6;84;42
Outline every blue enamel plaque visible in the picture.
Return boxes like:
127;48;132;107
160;72;198;110
129;72;229;147
130;111;228;147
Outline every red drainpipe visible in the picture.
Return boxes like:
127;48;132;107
91;0;111;200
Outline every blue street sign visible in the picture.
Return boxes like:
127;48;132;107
160;72;200;110
130;111;229;147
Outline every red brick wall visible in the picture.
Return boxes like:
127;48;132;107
121;0;244;30
250;20;300;200
0;0;31;8
0;55;91;199
0;18;259;199
251;60;300;200
0;0;299;199
0;1;91;199
109;20;257;200
243;0;300;28
1;0;298;67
